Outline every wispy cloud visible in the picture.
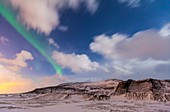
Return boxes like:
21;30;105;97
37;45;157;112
58;25;68;32
47;38;59;49
118;0;141;7
0;36;9;45
117;0;154;8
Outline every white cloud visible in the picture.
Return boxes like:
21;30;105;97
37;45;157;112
90;29;170;60
90;34;127;59
0;36;9;45
0;50;33;71
52;51;99;73
47;38;59;49
9;0;60;35
90;23;170;76
84;0;99;13
159;23;170;37
8;0;99;35
117;0;154;7
118;0;141;7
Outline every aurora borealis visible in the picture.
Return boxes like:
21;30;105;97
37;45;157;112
0;0;170;94
0;4;62;75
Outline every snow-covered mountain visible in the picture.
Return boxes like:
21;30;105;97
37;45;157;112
24;78;170;102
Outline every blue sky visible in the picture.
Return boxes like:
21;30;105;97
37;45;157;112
0;0;170;93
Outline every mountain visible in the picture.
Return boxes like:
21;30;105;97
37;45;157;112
24;78;170;102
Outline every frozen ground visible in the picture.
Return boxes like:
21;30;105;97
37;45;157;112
1;79;170;112
0;94;170;112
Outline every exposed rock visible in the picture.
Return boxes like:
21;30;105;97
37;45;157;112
24;78;170;102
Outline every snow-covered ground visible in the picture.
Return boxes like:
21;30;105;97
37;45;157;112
1;79;170;112
0;94;170;112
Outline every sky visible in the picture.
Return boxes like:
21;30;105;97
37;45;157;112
0;0;170;94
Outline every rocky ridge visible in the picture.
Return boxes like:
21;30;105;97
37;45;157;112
24;78;170;102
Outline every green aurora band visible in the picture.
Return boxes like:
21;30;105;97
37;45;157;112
0;4;62;75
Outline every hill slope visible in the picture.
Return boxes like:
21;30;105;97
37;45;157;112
25;78;170;102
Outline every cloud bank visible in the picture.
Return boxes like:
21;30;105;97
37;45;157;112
90;30;170;60
90;23;170;76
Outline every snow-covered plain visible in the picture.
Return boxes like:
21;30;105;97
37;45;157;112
0;94;170;112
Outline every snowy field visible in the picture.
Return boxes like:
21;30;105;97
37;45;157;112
0;94;170;112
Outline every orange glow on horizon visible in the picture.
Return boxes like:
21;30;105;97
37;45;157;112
0;81;33;94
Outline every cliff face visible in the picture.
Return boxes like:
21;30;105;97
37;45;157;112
114;79;170;101
25;79;170;102
115;79;162;94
